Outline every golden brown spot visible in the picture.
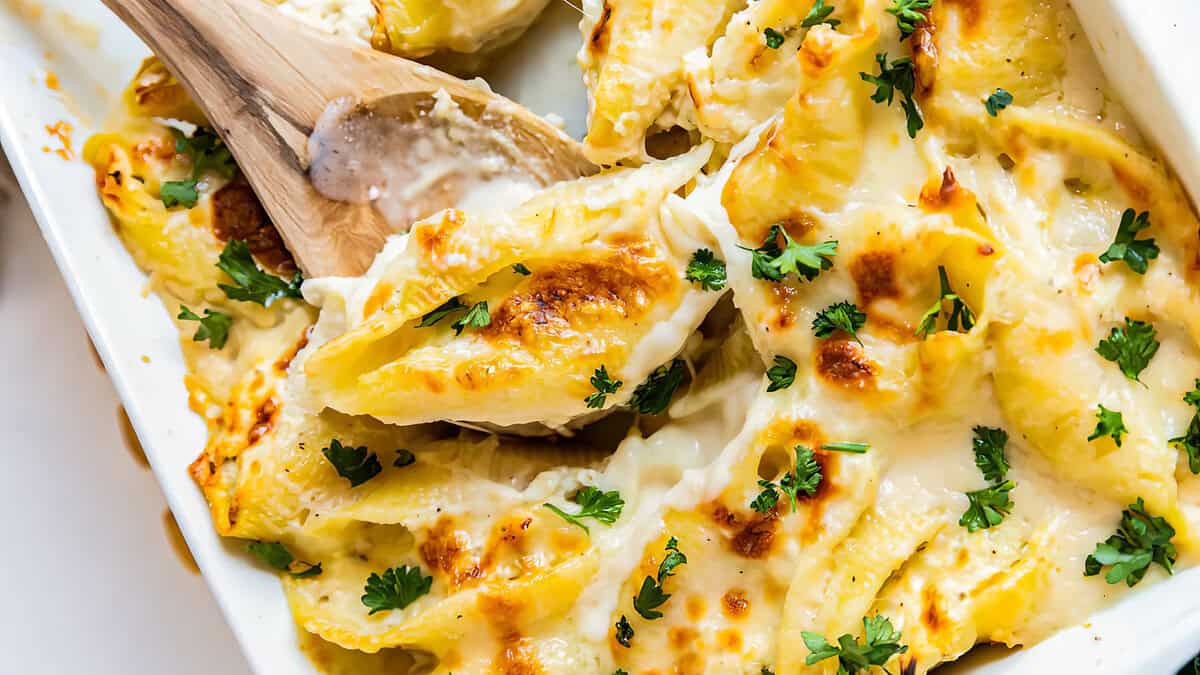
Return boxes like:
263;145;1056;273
485;252;673;344
911;9;938;93
421;517;484;588
162;508;199;574
1110;164;1152;208
921;585;943;633
274;327;312;372
247;397;278;445
956;547;971;567
362;282;394;320
1074;253;1101;292
413;210;465;259
944;0;983;35
978;243;995;256
118;405;149;469
851;251;900;307
211;177;297;274
686;594;707;621
421;372;447;394
717;628;743;651
669;626;700;650
799;32;837;74
480;595;545;675
919;167;967;211
816;339;876;389
731;510;779;559
721;590;749;619
768;283;799;331
587;1;613;54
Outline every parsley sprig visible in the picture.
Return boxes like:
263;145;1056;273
1085;498;1176;587
361;565;432;614
960;426;1015;532
861;52;924;138
886;0;932;40
802;0;841;28
751;445;823;513
417;297;468;327
1088;404;1128;447
971;426;1009;483
217;240;303;307
802;615;909;674
1099;209;1159;274
178;305;232;349
160;128;237;209
544;486;624;532
322;439;382;487
633;537;687;620
1170;380;1200;474
741;225;838;283
763;27;785;49
630;359;686;415
615;615;634;647
1096;317;1159;383
916;266;975;338
247;541;322;578
813;301;867;344
586;365;623;409
685;249;727;291
985;88;1013;117
451;301;490;335
766;355;797;392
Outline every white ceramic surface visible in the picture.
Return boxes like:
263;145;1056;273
1;1;1198;673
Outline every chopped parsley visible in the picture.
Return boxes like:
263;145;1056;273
543;486;624;532
741;225;838;283
960;480;1015;532
216;240;303;306
450;301;490;335
633;537;687;620
322;439;382;487
247;541;322;578
512;263;532;275
821;442;870;454
160;127;237;209
1099;209;1159;274
802;614;909;674
766;355;797;392
630;359;686;415
886;0;932;40
752;445;823;513
916;266;976;338
861;52;924;138
1170;380;1200;474
418;297;468;327
971;426;1010;483
685;248;728;291
1085;497;1176;587
802;0;840;28
393;449;416;468
812;301;867;344
1095;317;1159;383
1088;404;1128;447
985;88;1014;116
586;365;624;409
615;615;634;648
361;565;432;614
177;305;232;350
764;27;786;49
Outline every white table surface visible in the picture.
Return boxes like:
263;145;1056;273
0;154;250;674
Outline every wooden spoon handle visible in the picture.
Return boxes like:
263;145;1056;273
99;0;397;277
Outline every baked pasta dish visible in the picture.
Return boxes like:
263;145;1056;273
84;0;1200;673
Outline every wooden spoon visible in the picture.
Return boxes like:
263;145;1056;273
100;0;596;277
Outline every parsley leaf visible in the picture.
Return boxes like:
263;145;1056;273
740;225;838;283
802;0;841;28
630;359;686;414
178;305;232;349
1095;317;1159;383
217;240;303;306
393;449;416;468
512;263;532;275
633;538;687;620
322;439;382;487
972;426;1010;483
615;615;634;648
160;180;200;209
766;355;797;392
886;0;932;39
361;565;432;614
1089;404;1128;447
1099;209;1159;274
685;248;727;291
985;88;1014;116
1170;380;1200;474
586;365;624;409
812;301;867;344
248;541;322;578
916;266;976;338
802;615;909;674
450;301;490;335
543;486;624;532
764;27;785;49
820;442;870;454
960;480;1015;532
1085;497;1176;587
751;480;781;513
753;446;823;513
861;52;924;138
418;297;468;327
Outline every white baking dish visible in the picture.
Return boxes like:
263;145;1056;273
1;1;1198;673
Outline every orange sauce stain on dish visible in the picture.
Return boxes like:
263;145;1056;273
162;509;201;574
42;120;74;160
117;405;150;469
44;70;59;91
